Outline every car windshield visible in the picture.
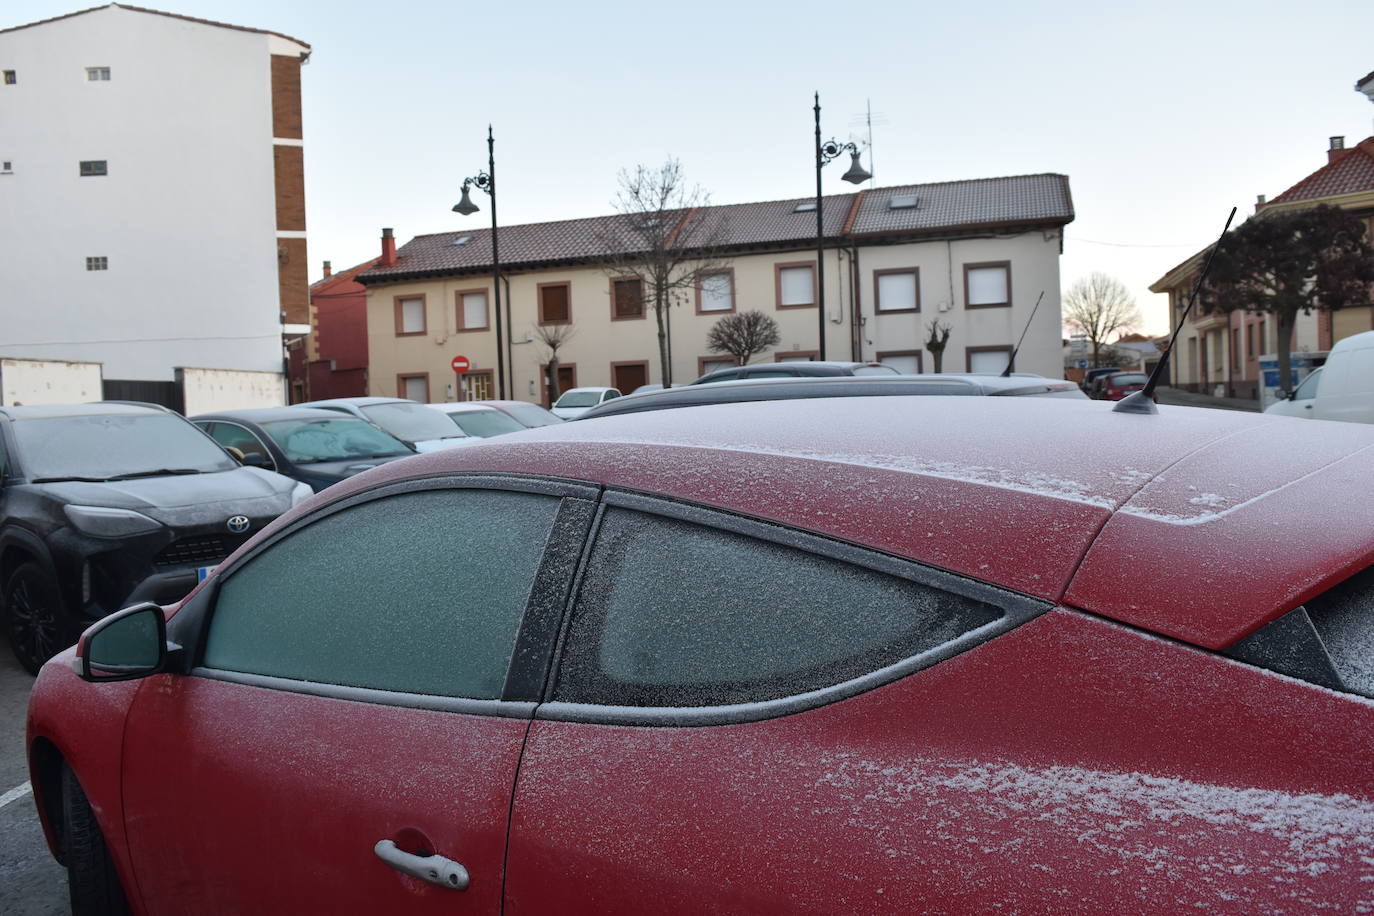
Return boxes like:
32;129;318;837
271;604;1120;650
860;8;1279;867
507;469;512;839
556;392;603;408
360;403;466;441
14;413;237;480
852;365;901;376
500;404;562;427
260;418;411;463
1110;374;1148;386
444;410;525;438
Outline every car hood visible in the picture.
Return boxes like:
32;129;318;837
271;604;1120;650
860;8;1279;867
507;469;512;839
412;437;482;453
35;467;296;526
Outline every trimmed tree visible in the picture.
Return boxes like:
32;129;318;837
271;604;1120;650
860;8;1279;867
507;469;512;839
925;320;951;373
706;310;781;368
1203;204;1374;391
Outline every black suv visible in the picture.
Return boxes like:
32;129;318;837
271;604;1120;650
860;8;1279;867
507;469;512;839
0;403;310;672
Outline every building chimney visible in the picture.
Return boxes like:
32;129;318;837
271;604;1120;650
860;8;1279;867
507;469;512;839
322;260;332;278
1255;193;1267;212
381;228;397;267
1329;136;1347;163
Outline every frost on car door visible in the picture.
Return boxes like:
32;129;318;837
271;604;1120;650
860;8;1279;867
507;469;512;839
119;484;578;915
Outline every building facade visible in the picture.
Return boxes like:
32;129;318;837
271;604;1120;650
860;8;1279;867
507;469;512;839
0;4;310;408
356;175;1075;405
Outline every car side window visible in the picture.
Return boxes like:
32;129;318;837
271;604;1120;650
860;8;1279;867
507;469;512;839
1292;369;1322;400
553;507;1004;708
205;422;273;464
203;488;560;698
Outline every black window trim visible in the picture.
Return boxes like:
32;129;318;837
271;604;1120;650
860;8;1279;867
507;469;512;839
203;420;278;471
538;489;1049;728
168;473;599;715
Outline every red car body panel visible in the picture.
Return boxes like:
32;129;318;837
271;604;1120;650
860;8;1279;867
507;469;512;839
508;610;1374;913
1068;419;1374;646
120;675;525;914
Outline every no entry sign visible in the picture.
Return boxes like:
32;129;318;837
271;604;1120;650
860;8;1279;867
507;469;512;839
451;355;471;374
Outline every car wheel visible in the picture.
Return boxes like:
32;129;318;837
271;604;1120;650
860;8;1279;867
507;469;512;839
62;763;132;916
4;562;69;675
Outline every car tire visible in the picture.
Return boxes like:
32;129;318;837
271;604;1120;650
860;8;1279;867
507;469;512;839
3;562;71;675
62;763;132;916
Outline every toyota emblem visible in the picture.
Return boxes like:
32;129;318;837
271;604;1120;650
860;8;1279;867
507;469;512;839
226;515;250;534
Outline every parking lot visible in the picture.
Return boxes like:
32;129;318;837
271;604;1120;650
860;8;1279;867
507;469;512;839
0;651;65;915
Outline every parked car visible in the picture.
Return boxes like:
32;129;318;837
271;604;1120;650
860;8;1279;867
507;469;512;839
577;373;1086;421
477;399;565;429
1264;329;1374;424
27;396;1374;913
691;360;900;384
1080;366;1122;393
1095;371;1150;401
298;397;473;452
426;402;528;439
550;386;621;420
0;402;310;673
192;407;415;492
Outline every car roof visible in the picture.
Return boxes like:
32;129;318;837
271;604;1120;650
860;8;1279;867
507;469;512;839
427;403;500;414
557;387;617;395
192;406;360;423
0;401;168;420
299;397;411;408
576;374;1083;420
288;396;1374;651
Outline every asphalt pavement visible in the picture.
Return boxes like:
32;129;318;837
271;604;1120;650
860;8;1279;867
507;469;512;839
0;649;68;915
1152;386;1261;412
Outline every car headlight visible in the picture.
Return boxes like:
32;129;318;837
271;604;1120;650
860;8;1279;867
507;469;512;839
64;505;163;538
290;481;315;506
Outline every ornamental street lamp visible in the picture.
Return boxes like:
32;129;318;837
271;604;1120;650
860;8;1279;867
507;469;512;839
813;91;871;360
453;126;507;400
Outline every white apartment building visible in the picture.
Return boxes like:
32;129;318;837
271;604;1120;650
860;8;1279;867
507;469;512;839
0;4;310;410
356;174;1075;404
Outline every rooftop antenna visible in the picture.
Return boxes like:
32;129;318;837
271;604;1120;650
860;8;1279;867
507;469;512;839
1001;290;1045;377
850;100;887;185
1114;206;1238;415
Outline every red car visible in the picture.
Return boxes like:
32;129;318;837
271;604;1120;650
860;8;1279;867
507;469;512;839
1097;370;1150;401
25;397;1374;914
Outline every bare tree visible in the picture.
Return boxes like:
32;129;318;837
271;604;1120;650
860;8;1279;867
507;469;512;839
534;323;575;403
706;310;781;368
925;320;951;373
600;159;730;386
1062;273;1142;368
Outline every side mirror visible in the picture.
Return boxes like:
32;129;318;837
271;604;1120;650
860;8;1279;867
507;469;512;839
1283;389;1296;401
240;452;271;469
77;603;169;682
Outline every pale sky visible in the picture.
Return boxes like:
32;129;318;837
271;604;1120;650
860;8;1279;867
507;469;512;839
9;0;1374;334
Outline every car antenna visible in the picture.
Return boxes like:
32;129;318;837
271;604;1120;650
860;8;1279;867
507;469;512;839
1114;206;1238;415
1000;290;1045;377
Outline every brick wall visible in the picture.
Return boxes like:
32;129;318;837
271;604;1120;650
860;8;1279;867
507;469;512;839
274;145;305;232
270;55;303;139
278;238;308;324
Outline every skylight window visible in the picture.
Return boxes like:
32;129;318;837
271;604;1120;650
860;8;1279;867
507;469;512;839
793;201;817;213
890;195;919;210
450;236;472;247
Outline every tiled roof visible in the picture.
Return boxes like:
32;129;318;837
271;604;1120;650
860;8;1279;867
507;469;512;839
311;257;380;294
1268;137;1374;205
0;4;310;49
359;174;1074;284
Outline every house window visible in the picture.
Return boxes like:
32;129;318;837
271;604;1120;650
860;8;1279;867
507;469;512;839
776;262;816;308
876;350;922;374
612;278;644;319
698;271;734;313
86;67;111;81
698;356;739;376
967;346;1012;374
85;257;108;271
965;262;1011;308
539;282;571;325
874;268;920;313
398;373;429;402
1;161;11;173
79;160;108;177
456;290;488;331
394;295;426;336
3;71;14;85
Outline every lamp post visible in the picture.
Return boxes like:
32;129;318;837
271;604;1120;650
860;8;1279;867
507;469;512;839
813;91;871;360
453;125;506;400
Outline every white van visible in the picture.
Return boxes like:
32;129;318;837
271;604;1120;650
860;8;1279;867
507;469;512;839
1264;330;1374;423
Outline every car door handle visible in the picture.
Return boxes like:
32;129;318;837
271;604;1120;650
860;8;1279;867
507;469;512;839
373;839;470;890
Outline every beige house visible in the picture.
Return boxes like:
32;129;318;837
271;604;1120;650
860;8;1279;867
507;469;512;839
356;175;1075;405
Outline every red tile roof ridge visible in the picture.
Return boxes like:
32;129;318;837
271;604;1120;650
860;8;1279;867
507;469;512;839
0;3;310;48
841;190;867;235
310;256;381;291
1268;135;1374;205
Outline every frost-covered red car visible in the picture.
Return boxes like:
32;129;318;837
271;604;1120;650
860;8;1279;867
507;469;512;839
25;397;1374;914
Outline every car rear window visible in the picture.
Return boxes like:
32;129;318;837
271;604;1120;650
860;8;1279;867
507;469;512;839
1109;374;1148;386
553;508;1004;708
444;409;525;438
